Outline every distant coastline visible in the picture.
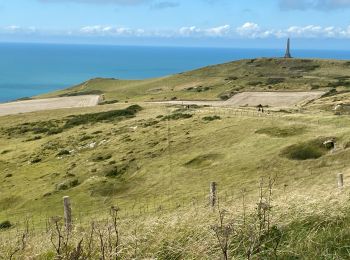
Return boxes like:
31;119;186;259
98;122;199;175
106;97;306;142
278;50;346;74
2;43;350;103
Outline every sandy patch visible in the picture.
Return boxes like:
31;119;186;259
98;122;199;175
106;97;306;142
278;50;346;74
0;95;101;116
151;91;325;108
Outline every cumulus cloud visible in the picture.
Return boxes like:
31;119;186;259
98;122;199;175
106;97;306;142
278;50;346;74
80;25;146;36
2;23;350;39
236;22;350;38
279;0;350;10
178;25;231;37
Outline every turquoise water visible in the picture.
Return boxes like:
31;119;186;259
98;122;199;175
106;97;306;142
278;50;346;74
1;43;350;102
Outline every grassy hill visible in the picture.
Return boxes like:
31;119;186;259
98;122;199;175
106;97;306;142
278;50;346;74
39;58;350;103
2;58;350;258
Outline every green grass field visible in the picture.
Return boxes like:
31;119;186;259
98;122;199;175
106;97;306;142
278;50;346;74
2;58;350;259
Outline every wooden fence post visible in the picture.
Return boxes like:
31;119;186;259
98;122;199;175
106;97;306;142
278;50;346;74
337;173;344;189
63;196;72;232
210;182;217;208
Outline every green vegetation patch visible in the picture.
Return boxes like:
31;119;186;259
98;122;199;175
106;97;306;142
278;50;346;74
278;213;350;259
2;105;142;138
202;115;221;121
59;90;103;97
280;137;334;160
56;179;80;191
256;126;306;138
90;151;113;162
0;220;12;229
64;105;142;128
99;99;119;105
103;165;127;178
162;113;192;121
184;153;223;168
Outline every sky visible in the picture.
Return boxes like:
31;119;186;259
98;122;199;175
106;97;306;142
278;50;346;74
1;0;350;49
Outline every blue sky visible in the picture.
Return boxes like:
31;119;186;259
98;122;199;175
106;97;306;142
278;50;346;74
1;0;350;49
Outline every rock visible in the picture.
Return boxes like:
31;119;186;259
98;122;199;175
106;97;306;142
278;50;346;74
89;142;96;149
334;104;343;111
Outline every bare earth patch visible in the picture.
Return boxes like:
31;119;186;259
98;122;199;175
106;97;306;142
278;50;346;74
153;91;325;107
0;95;101;116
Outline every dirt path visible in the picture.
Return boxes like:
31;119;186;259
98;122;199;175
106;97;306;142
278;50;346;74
0;95;101;116
152;91;325;108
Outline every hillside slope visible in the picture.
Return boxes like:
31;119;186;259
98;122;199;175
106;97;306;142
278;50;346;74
39;58;350;103
2;58;350;258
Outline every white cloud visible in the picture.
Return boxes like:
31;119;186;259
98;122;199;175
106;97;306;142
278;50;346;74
206;25;230;36
236;22;262;38
80;25;145;36
3;25;37;34
2;23;350;39
236;22;350;39
179;25;231;37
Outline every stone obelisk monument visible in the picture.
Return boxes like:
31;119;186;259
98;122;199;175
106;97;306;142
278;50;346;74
284;38;292;58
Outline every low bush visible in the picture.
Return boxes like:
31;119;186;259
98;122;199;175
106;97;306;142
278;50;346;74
202;115;221;121
64;105;142;129
266;78;285;85
99;99;119;105
57;150;70;156
59;90;103;97
104;165;127;178
80;135;93;141
56;179;79;191
280;138;333;160
0;220;12;229
90;152;112;162
162;113;192;121
30;157;42;164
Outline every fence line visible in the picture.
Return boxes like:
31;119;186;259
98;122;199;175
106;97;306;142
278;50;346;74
1;171;346;238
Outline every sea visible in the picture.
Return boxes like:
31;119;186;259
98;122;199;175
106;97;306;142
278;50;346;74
1;42;350;103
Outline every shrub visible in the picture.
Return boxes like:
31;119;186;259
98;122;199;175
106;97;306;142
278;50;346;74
30;157;42;164
99;99;119;105
56;179;79;191
64;105;143;129
266;78;285;85
57;150;70;156
90;152;112;162
104;165;127;178
59;90;103;97
219;94;231;100
225;76;238;81
80;135;93;141
162;113;192;121
203;115;221;121
0;220;12;229
281;138;333;160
